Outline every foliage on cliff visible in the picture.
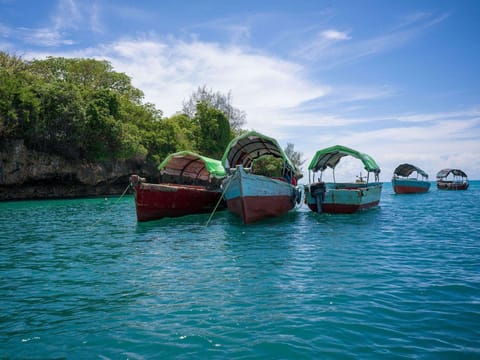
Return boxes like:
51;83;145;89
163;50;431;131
0;52;305;176
0;52;233;163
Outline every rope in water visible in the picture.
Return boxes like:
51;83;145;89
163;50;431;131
205;176;233;227
87;183;131;230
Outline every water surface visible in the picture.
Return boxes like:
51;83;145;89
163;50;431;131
1;182;479;359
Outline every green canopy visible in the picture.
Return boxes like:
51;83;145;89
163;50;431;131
158;151;226;181
308;145;381;174
221;131;300;176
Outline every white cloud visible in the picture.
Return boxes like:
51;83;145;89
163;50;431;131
395;11;449;31
6;0;103;47
16;27;75;46
396;109;480;123
72;37;328;121
321;29;351;41
297;12;449;68
52;0;82;31
285;110;480;181
87;2;103;33
24;35;480;180
0;22;11;36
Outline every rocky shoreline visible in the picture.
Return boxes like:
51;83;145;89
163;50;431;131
0;139;157;201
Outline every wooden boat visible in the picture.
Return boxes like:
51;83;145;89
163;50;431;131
130;151;226;221
305;145;382;213
392;163;430;194
221;131;302;224
436;168;469;190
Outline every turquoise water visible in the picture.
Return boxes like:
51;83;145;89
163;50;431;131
1;182;479;359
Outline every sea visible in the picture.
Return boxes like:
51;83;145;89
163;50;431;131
1;181;479;359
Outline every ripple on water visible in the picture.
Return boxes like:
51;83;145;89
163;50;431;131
1;185;480;358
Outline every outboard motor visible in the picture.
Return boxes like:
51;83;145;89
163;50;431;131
294;186;304;205
310;182;326;213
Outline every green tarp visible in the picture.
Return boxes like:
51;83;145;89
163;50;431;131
308;145;381;174
158;151;226;181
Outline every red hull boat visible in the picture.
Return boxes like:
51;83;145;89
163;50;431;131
436;168;469;191
223;165;298;224
131;179;224;222
392;163;430;194
221;131;302;224
130;151;226;222
304;145;382;214
437;181;469;190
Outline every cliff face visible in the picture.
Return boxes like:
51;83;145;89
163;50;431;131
0;139;158;201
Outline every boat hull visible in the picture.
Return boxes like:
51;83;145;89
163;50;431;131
437;181;469;190
223;166;296;224
392;178;431;194
306;182;382;214
133;182;224;222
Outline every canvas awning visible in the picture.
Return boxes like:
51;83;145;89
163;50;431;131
308;145;381;174
221;131;299;176
394;163;428;178
158;151;225;181
436;168;468;179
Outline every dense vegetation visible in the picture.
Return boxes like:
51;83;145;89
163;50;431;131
0;52;235;163
0;52;303;172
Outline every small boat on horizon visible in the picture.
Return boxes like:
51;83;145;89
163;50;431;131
436;168;469;190
130;151;226;221
305;145;382;214
392;163;431;194
221;131;302;224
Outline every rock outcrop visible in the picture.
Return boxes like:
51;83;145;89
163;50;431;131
0;139;158;201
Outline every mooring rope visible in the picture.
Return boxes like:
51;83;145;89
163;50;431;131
87;183;131;230
205;176;233;227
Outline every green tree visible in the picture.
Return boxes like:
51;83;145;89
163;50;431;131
29;57;144;103
194;101;232;159
24;56;155;161
80;89;122;159
251;143;304;179
252;155;284;177
284;142;305;173
0;52;40;139
0;53;241;166
29;81;84;158
0;52;26;72
164;113;197;151
183;85;245;133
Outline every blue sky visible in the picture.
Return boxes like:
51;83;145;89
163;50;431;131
1;0;479;180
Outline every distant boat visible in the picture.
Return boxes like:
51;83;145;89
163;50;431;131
305;145;382;214
436;168;469;190
392;163;430;194
221;131;302;224
130;151;226;221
